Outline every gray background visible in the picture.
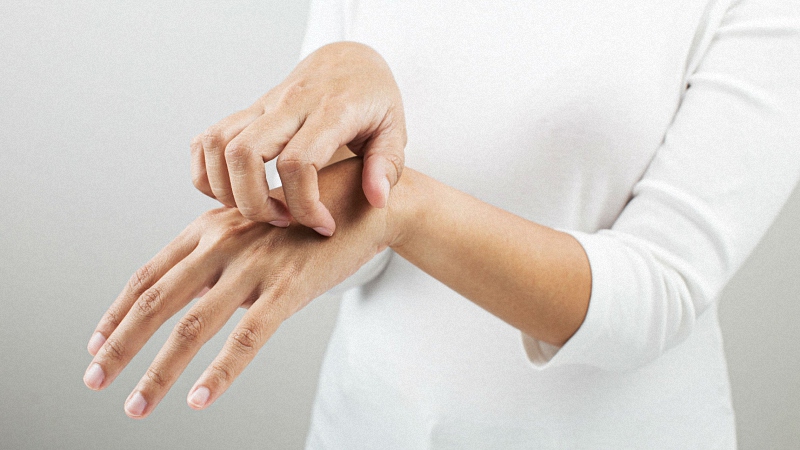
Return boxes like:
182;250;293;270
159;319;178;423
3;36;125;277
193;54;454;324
0;1;797;449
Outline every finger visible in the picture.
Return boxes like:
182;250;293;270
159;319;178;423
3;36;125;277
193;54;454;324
276;112;352;235
190;137;214;198
123;273;252;418
225;111;304;224
88;223;200;356
83;252;215;391
201;108;263;206
186;294;290;410
361;126;405;208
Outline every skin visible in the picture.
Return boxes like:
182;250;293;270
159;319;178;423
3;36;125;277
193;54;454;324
191;42;406;236
84;43;592;419
86;159;396;418
84;158;591;419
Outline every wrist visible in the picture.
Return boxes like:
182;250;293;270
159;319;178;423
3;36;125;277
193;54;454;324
385;167;425;250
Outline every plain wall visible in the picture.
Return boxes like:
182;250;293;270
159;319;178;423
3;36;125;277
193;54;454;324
0;2;797;449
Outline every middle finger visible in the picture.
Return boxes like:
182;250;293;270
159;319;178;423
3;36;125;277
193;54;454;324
201;108;263;206
224;110;303;224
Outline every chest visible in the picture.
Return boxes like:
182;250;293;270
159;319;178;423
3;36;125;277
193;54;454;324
345;1;712;227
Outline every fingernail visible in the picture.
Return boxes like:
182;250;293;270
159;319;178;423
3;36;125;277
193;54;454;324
83;363;105;390
380;177;391;206
188;386;210;409
125;391;147;417
268;220;290;228
87;332;106;355
313;227;333;237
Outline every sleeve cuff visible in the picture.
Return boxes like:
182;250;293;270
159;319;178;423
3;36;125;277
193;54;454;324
519;230;633;371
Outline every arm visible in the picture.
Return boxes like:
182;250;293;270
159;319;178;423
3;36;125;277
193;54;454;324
386;0;800;369
388;169;591;347
85;0;799;418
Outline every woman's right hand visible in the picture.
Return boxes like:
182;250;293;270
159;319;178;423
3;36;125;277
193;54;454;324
191;42;407;237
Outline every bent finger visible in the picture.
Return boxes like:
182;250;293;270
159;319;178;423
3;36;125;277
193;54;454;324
190;138;214;198
88;223;200;356
123;273;253;418
225;111;304;223
276;113;353;235
201;108;262;206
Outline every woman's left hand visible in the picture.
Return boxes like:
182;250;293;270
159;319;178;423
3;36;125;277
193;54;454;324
83;158;397;418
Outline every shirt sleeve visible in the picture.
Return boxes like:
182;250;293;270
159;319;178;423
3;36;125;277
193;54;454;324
523;0;800;371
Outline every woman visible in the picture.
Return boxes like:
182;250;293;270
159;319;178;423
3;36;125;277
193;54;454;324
84;0;800;447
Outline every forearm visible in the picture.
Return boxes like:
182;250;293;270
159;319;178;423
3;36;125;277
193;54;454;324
388;168;591;346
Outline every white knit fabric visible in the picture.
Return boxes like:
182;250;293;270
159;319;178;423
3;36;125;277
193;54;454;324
294;0;800;448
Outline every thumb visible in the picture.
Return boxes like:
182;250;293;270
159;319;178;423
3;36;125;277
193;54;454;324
362;133;405;208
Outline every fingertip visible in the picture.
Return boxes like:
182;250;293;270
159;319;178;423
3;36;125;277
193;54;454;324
377;177;390;208
83;363;105;390
267;197;292;222
313;226;334;237
363;154;399;208
307;205;336;237
363;174;390;208
187;386;211;410
87;332;106;356
124;391;148;419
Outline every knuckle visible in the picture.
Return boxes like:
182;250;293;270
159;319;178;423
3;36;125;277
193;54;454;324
104;305;124;329
174;313;204;345
230;327;259;353
325;103;353;125
382;151;405;180
263;291;293;321
318;99;347;118
288;201;316;222
191;170;209;191
278;82;308;106
224;141;250;162
103;338;125;362
218;220;259;242
145;367;168;388
238;203;268;221
128;263;155;293
275;155;307;177
201;127;223;149
136;287;165;319
209;362;234;384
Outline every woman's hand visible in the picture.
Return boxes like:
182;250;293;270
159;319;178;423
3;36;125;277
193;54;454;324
191;42;407;236
84;158;398;418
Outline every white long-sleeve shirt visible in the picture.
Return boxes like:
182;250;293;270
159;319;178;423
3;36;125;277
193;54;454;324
293;0;800;448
